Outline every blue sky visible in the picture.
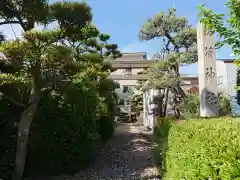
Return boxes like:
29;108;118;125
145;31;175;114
0;0;235;74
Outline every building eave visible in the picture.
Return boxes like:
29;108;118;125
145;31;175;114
217;59;235;63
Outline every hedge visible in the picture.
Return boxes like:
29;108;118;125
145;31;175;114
155;118;240;179
0;83;117;179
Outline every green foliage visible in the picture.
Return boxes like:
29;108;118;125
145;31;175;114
26;85;101;174
180;93;200;118
155;118;240;179
0;100;18;180
50;2;92;29
139;8;188;41
139;8;197;117
198;1;240;56
180;93;231;118
0;0;50;30
0;1;121;179
219;93;232;116
97;115;115;141
127;85;144;113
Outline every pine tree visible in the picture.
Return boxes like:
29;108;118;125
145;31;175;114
139;8;197;117
0;1;120;179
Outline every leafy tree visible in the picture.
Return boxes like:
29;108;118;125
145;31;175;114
139;8;197;118
0;29;72;180
0;1;121;180
198;1;240;55
0;1;92;31
198;1;240;111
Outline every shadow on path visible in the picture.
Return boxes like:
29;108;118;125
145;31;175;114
33;123;160;180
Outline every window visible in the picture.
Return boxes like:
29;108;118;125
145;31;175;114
123;86;128;93
182;80;191;85
123;68;132;75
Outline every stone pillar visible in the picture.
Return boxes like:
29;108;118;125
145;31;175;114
197;22;219;117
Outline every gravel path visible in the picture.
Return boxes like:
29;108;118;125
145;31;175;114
31;123;160;180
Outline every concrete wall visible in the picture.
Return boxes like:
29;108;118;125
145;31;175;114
214;61;238;94
224;62;240;116
225;63;238;95
216;61;237;95
143;88;157;129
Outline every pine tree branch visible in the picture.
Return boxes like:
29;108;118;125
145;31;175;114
2;95;25;107
0;20;19;26
165;33;179;50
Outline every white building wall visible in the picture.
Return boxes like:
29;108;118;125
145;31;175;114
114;53;146;61
216;61;240;116
216;61;228;92
226;63;238;95
110;68;143;76
225;63;240;116
216;61;238;95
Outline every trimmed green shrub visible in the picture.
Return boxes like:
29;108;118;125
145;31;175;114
180;93;200;118
25;85;102;175
219;93;231;116
98;115;115;141
0;98;21;180
97;92;117;141
0;79;118;179
155;118;240;179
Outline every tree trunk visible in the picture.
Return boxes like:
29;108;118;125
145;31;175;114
157;99;163;117
172;88;182;119
156;89;164;117
12;89;40;180
163;88;169;116
175;108;180;119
